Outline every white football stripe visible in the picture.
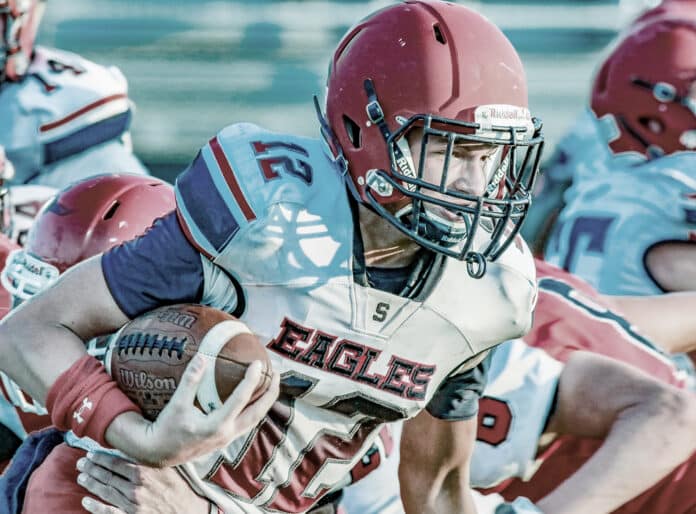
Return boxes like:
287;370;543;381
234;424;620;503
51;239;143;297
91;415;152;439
196;319;253;413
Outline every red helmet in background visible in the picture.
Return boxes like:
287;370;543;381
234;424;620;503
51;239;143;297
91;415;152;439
591;16;696;158
318;0;543;272
1;173;175;302
632;0;696;26
0;0;45;83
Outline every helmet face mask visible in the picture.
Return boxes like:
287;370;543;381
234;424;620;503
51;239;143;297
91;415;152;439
1;247;58;307
321;0;543;274
367;112;543;271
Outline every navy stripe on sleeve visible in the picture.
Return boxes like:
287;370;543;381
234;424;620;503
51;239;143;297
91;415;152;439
43;111;132;165
101;211;204;319
175;151;240;252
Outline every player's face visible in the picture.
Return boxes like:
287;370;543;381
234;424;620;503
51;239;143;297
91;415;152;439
407;130;502;221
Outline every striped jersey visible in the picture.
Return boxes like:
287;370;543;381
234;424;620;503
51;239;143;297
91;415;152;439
0;46;147;187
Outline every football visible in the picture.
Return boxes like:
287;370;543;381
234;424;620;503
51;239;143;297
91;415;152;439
105;304;272;421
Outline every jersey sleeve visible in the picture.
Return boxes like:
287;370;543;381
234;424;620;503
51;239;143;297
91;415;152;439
101;211;204;319
425;351;493;421
31;48;136;169
37;139;148;188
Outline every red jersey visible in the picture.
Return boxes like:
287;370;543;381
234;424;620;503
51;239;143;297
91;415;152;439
490;260;693;513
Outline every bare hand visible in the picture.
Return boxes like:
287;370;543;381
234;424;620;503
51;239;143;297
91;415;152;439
76;451;208;514
106;355;280;467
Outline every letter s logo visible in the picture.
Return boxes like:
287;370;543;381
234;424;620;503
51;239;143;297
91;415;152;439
372;302;390;322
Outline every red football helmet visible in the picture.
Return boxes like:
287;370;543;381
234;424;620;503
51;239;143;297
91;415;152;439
633;0;696;26
591;16;696;158
1;174;175;303
317;0;543;272
0;0;45;83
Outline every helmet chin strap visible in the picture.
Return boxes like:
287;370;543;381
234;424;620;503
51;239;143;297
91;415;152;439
395;203;470;249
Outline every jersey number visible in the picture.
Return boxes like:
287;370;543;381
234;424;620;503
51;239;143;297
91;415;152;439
476;397;512;446
552;216;614;272
31;56;86;93
251;141;313;185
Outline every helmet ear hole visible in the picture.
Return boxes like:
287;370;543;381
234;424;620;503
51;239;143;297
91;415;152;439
103;201;120;220
639;116;664;134
433;24;446;45
343;115;362;149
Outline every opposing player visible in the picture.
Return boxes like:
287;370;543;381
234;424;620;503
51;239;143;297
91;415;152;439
544;16;696;295
523;1;696;254
0;173;177;472
485;259;696;513
0;0;148;188
0;2;544;513
341;259;696;514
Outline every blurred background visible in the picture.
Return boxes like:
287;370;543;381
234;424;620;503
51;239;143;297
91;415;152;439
36;0;659;182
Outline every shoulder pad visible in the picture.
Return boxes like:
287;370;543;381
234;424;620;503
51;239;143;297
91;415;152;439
175;123;344;262
18;47;132;167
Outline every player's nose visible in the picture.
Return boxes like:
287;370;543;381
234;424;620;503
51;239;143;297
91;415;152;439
450;173;487;198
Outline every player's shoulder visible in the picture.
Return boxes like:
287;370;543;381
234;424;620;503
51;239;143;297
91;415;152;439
1;47;133;181
175;123;351;262
429;236;538;350
22;47;130;130
29;46;128;94
547;108;610;183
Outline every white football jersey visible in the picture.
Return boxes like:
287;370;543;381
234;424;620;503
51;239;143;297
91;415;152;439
544;153;696;294
470;340;561;488
170;123;538;513
67;122;537;513
0;46;148;187
340;339;561;514
544;109;612;184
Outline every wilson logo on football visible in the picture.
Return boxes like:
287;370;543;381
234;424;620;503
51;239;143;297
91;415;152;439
118;369;177;391
155;309;197;329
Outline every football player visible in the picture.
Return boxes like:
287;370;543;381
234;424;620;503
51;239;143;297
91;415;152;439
0;173;176;473
0;0;148;188
341;259;696;514
544;15;696;295
523;0;696;256
0;2;544;513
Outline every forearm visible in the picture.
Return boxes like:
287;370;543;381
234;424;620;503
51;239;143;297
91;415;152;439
0;257;128;403
602;293;696;354
400;465;477;514
0;307;88;404
538;389;696;514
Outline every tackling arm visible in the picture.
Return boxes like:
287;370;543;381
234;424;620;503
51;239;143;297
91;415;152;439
601;289;696;354
0;257;127;404
399;409;478;514
536;351;696;514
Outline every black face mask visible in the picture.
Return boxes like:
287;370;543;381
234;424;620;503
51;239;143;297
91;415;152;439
365;114;544;278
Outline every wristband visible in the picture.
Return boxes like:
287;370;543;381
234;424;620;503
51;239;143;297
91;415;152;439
45;354;141;447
